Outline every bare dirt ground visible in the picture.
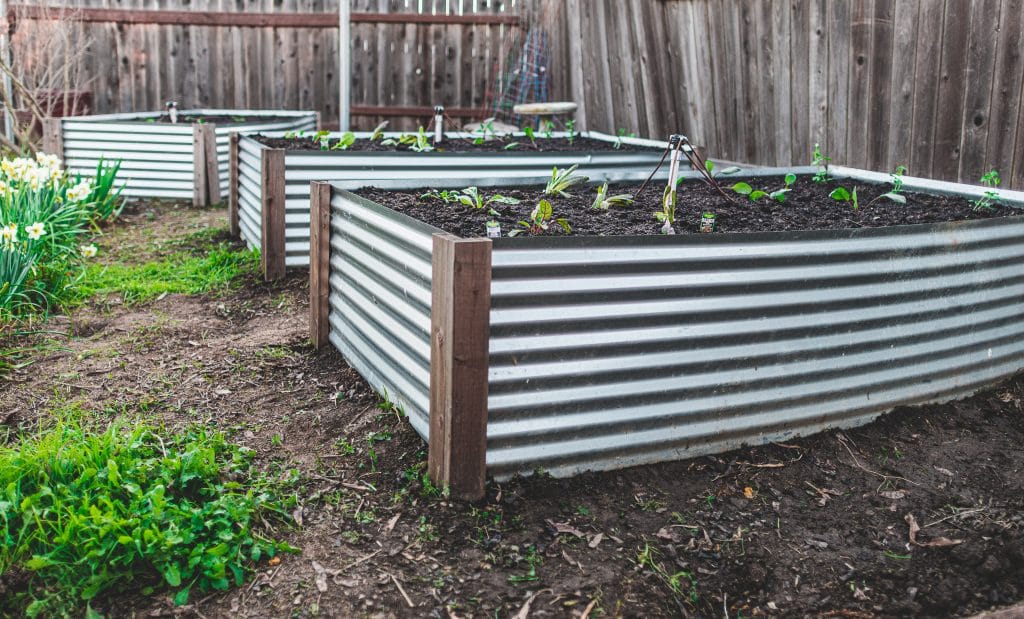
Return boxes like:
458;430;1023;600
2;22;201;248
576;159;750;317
2;201;1023;618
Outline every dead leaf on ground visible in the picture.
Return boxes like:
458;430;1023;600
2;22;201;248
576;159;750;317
880;490;907;500
588;533;605;549
906;513;963;547
546;519;586;538
656;527;682;543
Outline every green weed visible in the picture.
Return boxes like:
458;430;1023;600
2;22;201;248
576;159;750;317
0;416;296;616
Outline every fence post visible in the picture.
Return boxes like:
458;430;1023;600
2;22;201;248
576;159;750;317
228;132;240;237
42;118;63;158
428;234;491;501
192;123;208;207
203;124;221;204
260;147;287;281
309;181;332;349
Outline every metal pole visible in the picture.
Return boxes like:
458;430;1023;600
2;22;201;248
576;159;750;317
0;0;14;143
338;0;351;131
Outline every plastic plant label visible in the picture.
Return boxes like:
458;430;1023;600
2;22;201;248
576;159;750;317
486;220;501;238
699;212;716;233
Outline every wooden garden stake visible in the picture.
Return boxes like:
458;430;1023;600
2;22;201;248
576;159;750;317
309;181;332;349
260;148;287;281
428;234;491;501
228;132;240;237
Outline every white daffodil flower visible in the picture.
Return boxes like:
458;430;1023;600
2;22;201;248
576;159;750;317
26;222;45;240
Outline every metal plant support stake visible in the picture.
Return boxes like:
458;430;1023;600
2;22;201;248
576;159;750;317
662;134;684;235
166;101;178;124
434;106;444;144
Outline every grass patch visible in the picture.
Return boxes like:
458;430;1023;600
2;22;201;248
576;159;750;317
0;413;297;617
69;243;259;306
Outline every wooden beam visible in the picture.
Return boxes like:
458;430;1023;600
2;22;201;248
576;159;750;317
9;6;519;27
192;124;208;207
428;234;491;502
309;181;332;350
202;124;221;204
350;105;489;118
228;132;240;238
260;148;287;281
41;117;63;158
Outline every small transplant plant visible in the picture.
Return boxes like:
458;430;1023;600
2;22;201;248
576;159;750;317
729;173;795;203
591;182;634;209
812;143;831;183
867;165;908;206
509;199;571;236
830;185;859;209
972;169;1001;211
544;164;589;198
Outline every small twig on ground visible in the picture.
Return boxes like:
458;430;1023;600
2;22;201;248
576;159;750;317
923;506;988;529
339;549;382;573
390;573;415;608
836;434;919;487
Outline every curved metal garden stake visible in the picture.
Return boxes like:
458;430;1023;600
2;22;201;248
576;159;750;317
434;105;444;144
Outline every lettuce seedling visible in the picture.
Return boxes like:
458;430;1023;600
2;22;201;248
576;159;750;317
330;132;356;151
829;186;859;209
591;182;634;209
972;169;1001;211
654;184;677;234
370;121;389;141
545;164;589;198
454;187;520;210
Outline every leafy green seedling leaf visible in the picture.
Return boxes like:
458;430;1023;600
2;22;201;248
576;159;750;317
829;187;851;201
784;173;797;186
879;192;906;204
770;189;790;202
749;190;768;201
730;182;753;196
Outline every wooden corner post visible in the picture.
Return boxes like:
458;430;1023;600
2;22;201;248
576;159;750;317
309;181;332;349
192;123;208;207
260;148;287;281
228;132;240;237
203;124;221;204
428;234;492;501
42;118;63;157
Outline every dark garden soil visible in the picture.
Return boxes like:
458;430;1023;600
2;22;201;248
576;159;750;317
1;201;1023;618
142;114;298;125
357;176;1022;238
253;134;652;153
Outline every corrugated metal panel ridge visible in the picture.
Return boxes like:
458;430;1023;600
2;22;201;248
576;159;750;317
60;112;316;200
327;191;441;439
485;214;1024;478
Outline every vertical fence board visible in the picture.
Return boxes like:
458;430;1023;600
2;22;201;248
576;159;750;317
846;0;873;167
958;0;1001;184
866;0;893;170
886;0;919;170
984;0;1024;186
931;0;971;180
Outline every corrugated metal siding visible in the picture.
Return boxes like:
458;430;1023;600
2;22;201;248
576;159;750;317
486;215;1024;478
237;137;265;251
327;190;441;437
244;130;668;267
60;110;316;200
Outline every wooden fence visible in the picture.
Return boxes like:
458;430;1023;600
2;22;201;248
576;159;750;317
10;0;1024;188
549;0;1024;189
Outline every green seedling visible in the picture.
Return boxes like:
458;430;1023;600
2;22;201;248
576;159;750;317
565;119;577;145
454;186;520;210
370;121;388;141
509;199;571;236
523;126;537;147
613;128;637;149
705;160;742;178
544;164;589;197
591;182;634;209
654;184;677;234
473;118;498;145
384;127;434;152
504;142;520;150
313;129;331;149
830;185;859;209
420;189;460;203
868;165;908;206
972;169;1001;211
541;120;555;139
329;131;356;151
812;143;831;183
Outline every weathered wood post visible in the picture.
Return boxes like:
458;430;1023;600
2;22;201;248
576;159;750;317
260;148;287;281
309;181;332;349
228;132;240;237
42;118;63;157
428;234;491;501
203;124;221;204
191;123;208;207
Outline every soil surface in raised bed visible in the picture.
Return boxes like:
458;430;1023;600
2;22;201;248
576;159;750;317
2;202;1022;618
138;114;300;125
252;133;653;153
356;175;1021;237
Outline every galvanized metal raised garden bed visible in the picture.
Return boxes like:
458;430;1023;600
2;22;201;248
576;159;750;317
308;167;1024;500
42;109;318;206
230;131;667;279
